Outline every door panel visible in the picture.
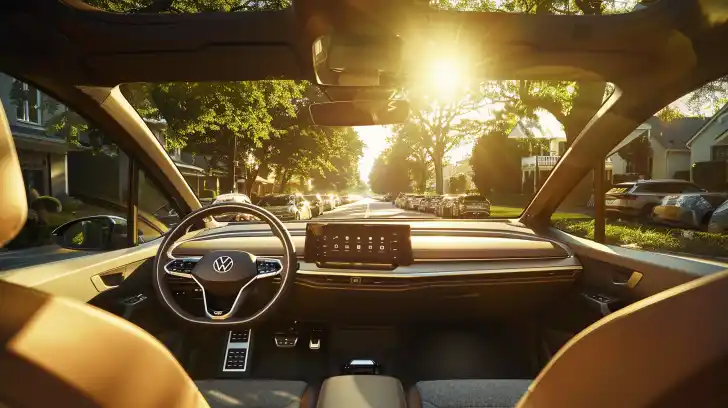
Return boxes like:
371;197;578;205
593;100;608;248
537;227;727;361
1;242;157;302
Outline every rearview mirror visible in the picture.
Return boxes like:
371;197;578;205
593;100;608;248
52;215;129;250
309;100;409;126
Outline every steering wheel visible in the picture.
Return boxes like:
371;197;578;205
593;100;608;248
153;202;296;326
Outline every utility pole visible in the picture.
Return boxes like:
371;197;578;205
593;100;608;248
232;136;238;193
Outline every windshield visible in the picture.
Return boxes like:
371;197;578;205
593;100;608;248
120;78;613;222
258;196;294;206
464;196;487;202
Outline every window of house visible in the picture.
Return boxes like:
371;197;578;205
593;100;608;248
0;74;179;271
14;81;42;125
712;145;728;161
551;78;728;261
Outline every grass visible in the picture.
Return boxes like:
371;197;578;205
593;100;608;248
553;219;728;259
489;205;590;220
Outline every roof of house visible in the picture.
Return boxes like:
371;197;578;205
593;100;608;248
645;116;709;150
685;102;728;147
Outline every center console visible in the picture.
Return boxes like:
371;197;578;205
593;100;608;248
317;375;407;408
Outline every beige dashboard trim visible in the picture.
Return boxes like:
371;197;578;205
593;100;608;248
295;265;582;278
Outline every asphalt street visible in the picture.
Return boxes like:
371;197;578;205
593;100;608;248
317;197;436;220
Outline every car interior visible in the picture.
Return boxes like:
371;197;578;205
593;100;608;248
3;0;728;407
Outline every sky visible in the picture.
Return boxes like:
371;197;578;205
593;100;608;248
355;126;476;183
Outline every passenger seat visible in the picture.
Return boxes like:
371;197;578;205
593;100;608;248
408;379;531;408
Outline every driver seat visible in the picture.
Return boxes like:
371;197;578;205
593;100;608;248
0;279;317;408
0;98;313;408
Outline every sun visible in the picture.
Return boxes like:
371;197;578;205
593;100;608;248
424;56;468;100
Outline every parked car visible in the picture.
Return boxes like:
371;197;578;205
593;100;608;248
321;194;336;211
407;195;425;210
605;179;705;219
395;193;408;208
210;193;256;221
256;194;312;220
652;193;728;229
422;196;442;213
437;196;458;218
212;193;251;205
707;200;728;233
452;195;491;218
303;194;324;217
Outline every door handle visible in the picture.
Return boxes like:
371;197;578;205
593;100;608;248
90;268;125;292
613;271;643;289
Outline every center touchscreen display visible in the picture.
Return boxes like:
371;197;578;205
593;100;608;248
304;223;413;267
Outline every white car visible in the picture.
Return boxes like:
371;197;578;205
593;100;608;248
605;179;705;218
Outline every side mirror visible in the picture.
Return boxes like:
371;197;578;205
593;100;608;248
52;215;128;251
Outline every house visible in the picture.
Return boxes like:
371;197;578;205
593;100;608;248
645;116;707;179
0;73;70;199
685;103;728;189
511;116;705;194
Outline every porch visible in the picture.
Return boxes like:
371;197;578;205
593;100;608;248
521;156;613;194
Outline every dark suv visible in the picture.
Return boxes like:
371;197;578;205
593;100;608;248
453;195;491;218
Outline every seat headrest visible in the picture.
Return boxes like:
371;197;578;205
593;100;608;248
0;99;28;246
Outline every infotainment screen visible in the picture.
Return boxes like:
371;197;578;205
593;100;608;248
304;223;413;268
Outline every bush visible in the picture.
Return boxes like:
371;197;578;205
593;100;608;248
30;196;62;213
60;196;84;212
200;189;217;199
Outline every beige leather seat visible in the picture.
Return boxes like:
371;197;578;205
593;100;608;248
0;99;313;408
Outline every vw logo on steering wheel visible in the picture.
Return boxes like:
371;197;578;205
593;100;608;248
212;256;234;273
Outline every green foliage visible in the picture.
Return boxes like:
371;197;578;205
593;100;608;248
617;134;651;177
448;174;467;194
369;143;411;196
554;219;728;258
72;232;85;246
200;189;217;199
31;196;63;213
470;125;525;196
82;0;291;13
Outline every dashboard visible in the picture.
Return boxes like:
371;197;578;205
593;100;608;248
165;221;581;322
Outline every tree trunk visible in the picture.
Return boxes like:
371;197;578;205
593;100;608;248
277;167;289;193
434;159;444;195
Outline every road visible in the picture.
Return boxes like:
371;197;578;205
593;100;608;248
317;198;436;220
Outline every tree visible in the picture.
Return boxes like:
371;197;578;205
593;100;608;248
617;133;652;177
369;144;411;196
448;174;467;194
405;89;487;194
310;127;364;193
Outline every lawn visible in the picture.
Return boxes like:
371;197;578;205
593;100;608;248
553;219;728;259
489;205;590;220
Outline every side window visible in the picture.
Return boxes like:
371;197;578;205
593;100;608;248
552;78;728;260
0;73;178;271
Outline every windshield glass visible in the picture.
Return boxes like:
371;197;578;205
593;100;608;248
464;195;487;202
120;78;612;222
82;0;644;14
258;196;294;206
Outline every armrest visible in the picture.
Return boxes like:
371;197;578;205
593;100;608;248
317;375;406;408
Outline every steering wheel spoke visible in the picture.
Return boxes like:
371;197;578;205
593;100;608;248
255;257;283;278
164;257;201;278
